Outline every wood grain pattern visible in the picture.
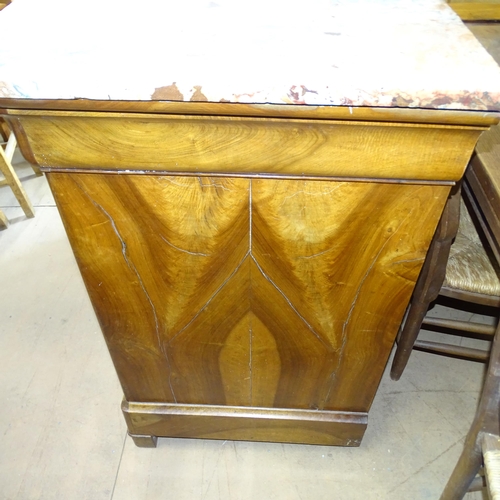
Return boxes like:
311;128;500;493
251;179;452;411
47;172;450;418
20;101;483;446
7;111;483;181
122;401;367;447
1;100;499;127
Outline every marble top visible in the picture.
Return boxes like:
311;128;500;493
1;0;500;111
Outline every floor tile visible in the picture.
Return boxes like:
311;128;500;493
0;206;126;500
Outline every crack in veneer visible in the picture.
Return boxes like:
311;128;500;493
73;179;177;402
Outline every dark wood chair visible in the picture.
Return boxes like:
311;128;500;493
403;7;500;496
390;181;500;381
393;120;500;497
391;1;500;380
440;318;500;499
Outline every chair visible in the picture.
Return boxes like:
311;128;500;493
390;182;500;381
392;119;500;497
0;117;38;229
441;122;500;498
440;318;500;499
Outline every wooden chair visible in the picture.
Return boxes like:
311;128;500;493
393;120;500;497
390;182;500;381
440;318;500;499
0;117;38;229
443;0;500;481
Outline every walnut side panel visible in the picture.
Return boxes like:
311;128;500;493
250;180;451;411
122;401;367;446
47;173;450;417
47;173;250;402
12;112;482;181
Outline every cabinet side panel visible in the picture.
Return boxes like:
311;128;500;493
47;173;251;402
251;180;451;411
47;173;449;413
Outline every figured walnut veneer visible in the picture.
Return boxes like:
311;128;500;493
4;110;483;181
46;172;450;442
6;107;489;446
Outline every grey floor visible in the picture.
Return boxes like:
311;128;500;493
0;154;496;500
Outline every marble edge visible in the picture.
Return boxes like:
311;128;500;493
2;82;500;112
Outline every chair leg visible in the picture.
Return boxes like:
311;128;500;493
440;435;483;500
0;118;9;142
0;208;8;229
391;299;436;380
0;143;35;219
391;185;461;380
441;323;500;499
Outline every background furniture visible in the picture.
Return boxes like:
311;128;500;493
439;126;500;497
0;117;37;229
390;183;500;380
392;0;500;381
441;319;500;499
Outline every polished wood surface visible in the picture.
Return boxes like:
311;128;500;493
122;401;367;447
1;100;499;127
437;93;500;500
390;174;500;378
2;110;484;182
48;172;449;419
5;100;492;446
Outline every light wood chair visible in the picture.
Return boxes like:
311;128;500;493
0;117;38;229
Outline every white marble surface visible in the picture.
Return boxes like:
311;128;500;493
1;0;500;110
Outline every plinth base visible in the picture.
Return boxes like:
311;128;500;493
122;399;367;447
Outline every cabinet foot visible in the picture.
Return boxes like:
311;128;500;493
129;433;158;448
